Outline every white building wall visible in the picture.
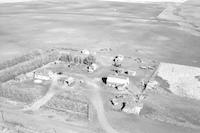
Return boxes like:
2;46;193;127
107;77;129;86
34;75;50;81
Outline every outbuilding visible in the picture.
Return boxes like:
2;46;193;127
113;55;124;67
122;103;143;115
87;63;98;73
81;49;90;55
65;77;75;86
110;94;143;115
58;76;75;87
124;70;136;77
113;55;124;62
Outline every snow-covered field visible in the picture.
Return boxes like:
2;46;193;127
0;0;188;4
101;0;188;3
157;63;200;100
0;0;35;3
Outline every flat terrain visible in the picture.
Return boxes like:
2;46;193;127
0;49;199;133
0;0;200;133
101;0;187;3
0;0;200;66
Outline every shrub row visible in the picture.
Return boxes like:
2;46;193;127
0;49;96;82
59;53;82;64
0;51;59;82
59;53;96;65
0;50;43;71
83;55;96;65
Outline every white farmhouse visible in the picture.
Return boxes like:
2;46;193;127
33;70;54;81
106;75;129;89
34;73;50;81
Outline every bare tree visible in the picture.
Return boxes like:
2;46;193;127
83;55;96;65
1;110;5;122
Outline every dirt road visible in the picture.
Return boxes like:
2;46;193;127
24;76;67;111
71;72;120;133
85;79;120;133
24;72;120;133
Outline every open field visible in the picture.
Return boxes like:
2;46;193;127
0;0;35;3
101;0;188;3
0;0;200;66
